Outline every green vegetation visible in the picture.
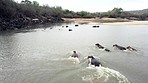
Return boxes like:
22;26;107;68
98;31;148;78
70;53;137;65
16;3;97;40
0;0;64;19
99;8;148;20
63;10;96;18
0;0;64;31
62;8;148;20
0;0;148;31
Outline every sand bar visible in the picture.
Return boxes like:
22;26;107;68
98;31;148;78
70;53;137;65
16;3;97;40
101;21;148;25
63;18;148;25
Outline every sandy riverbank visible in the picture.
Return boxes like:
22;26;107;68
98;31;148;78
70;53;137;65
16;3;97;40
63;18;128;22
101;21;148;25
63;18;148;25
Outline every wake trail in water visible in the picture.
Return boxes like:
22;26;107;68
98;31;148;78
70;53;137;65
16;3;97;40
48;53;130;83
82;66;130;83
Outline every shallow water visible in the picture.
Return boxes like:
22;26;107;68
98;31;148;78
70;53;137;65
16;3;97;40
0;23;148;83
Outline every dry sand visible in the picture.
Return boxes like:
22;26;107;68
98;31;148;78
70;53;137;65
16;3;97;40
63;18;148;25
101;21;148;25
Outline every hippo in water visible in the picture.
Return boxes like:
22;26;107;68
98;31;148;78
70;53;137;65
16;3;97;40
75;25;79;27
71;51;78;58
69;51;80;64
126;46;137;51
113;44;126;51
87;56;102;67
68;29;72;31
95;43;110;52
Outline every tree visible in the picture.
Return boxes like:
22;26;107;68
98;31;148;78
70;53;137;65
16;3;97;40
111;8;123;14
32;1;39;7
0;0;18;19
107;8;124;18
50;6;64;17
21;0;32;5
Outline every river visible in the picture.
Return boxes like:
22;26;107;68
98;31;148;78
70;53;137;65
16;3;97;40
0;22;148;83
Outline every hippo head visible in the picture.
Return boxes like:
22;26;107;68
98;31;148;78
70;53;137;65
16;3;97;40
73;51;76;53
87;56;95;59
113;44;118;47
95;43;100;46
126;46;131;49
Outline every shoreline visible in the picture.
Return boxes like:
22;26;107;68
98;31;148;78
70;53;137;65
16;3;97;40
100;21;148;25
63;18;148;25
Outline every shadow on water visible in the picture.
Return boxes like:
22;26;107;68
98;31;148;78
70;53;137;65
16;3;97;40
0;22;73;35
